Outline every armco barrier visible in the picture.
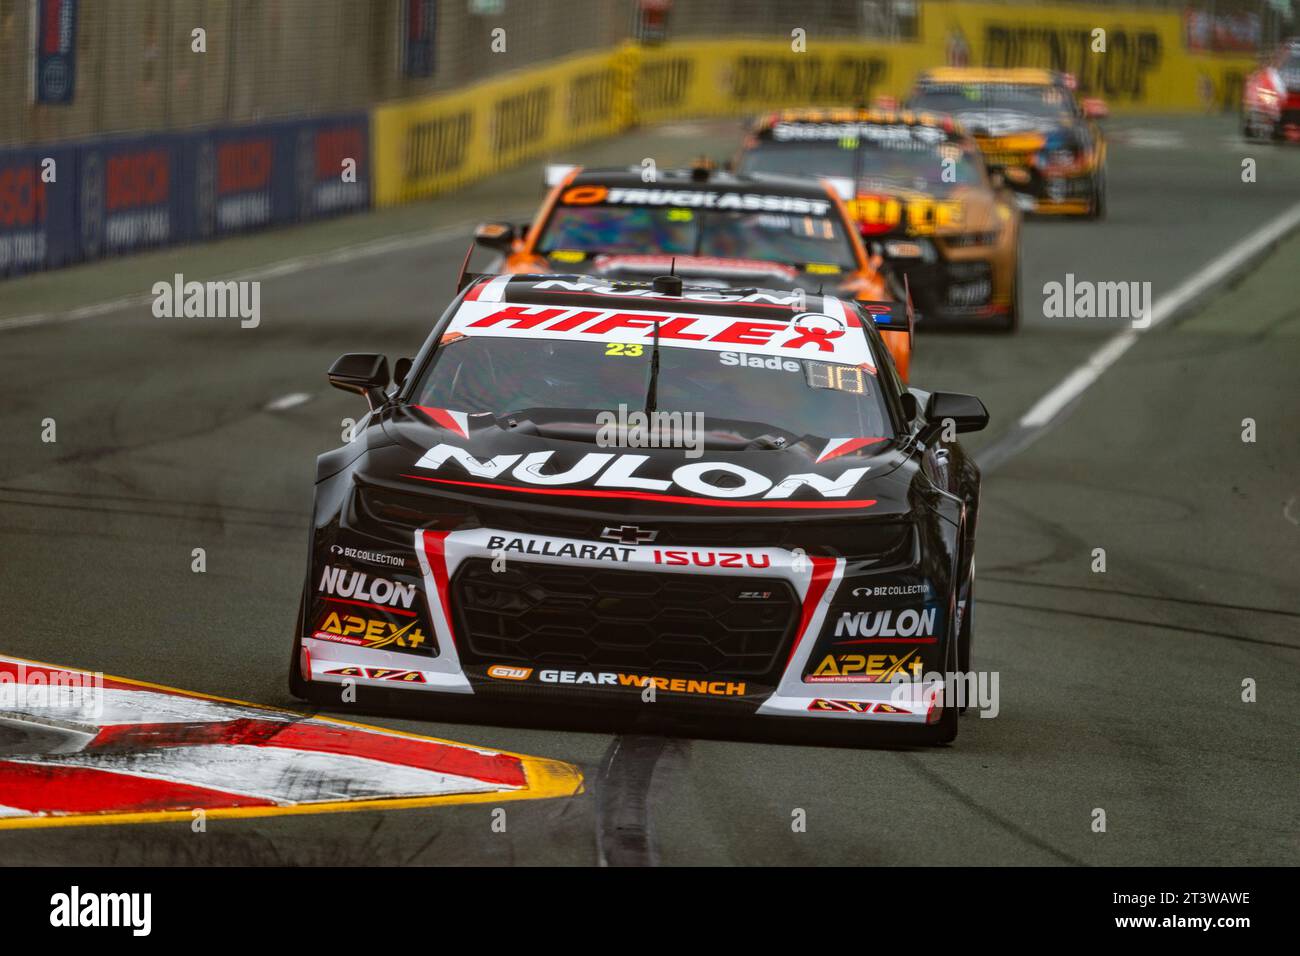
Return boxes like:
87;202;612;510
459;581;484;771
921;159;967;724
372;49;624;206
372;2;1256;206
0;113;369;278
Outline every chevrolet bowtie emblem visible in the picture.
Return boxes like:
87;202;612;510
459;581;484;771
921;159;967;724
600;525;658;545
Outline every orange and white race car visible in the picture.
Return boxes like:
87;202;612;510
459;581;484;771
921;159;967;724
472;164;915;378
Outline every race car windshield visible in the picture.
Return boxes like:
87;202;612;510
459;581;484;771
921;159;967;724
741;140;984;196
910;83;1076;119
410;335;891;446
538;205;858;270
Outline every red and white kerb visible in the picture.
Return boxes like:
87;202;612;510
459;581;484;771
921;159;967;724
0;656;558;824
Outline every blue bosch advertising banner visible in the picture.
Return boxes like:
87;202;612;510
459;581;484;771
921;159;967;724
0;148;77;275
34;0;79;105
189;114;370;239
297;115;371;219
0;113;369;277
77;135;185;260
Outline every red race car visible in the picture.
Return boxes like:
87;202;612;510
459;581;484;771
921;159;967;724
1242;38;1300;142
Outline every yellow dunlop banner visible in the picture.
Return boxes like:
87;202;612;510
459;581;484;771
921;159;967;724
372;50;625;206
372;3;1257;206
928;2;1254;113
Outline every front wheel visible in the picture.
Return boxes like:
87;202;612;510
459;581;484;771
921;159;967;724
1242;111;1274;143
957;560;974;712
1087;168;1107;220
919;554;965;744
998;261;1022;333
288;593;311;699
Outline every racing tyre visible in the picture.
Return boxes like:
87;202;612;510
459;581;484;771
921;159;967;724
919;550;965;744
1241;111;1257;141
957;559;974;714
288;593;312;700
998;263;1021;333
1243;112;1275;143
1087;168;1107;220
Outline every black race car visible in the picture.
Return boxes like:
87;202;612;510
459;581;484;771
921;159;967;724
907;68;1108;218
290;274;987;743
735;109;1022;330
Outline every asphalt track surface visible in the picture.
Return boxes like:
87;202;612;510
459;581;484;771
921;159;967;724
1;116;1297;865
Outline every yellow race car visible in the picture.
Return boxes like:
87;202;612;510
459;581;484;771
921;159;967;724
737;109;1023;331
906;68;1108;218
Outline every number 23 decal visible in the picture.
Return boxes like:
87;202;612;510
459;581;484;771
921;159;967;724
605;343;645;357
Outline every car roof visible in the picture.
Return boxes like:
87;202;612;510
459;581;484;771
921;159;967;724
916;67;1067;87
464;273;861;321
451;275;881;368
754;107;959;133
565;166;835;199
750;108;967;144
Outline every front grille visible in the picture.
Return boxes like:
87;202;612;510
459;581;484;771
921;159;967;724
896;260;993;316
452;559;799;679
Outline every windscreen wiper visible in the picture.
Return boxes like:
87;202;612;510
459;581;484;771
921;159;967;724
644;319;661;415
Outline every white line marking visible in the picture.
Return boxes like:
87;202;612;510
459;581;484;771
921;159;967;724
264;392;313;412
0;210;529;334
1018;200;1300;430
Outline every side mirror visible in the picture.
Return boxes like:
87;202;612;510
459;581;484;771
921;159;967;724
328;353;389;410
1081;98;1108;120
924;391;989;438
393;356;413;389
474;221;516;251
899;391;920;422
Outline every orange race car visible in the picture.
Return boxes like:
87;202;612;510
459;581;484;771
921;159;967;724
472;164;915;379
735;109;1023;331
905;68;1108;218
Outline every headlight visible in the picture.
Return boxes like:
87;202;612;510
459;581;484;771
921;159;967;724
883;238;936;262
352;482;469;532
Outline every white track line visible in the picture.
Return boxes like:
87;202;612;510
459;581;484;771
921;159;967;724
263;392;313;412
0;211;528;334
1018;199;1300;431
